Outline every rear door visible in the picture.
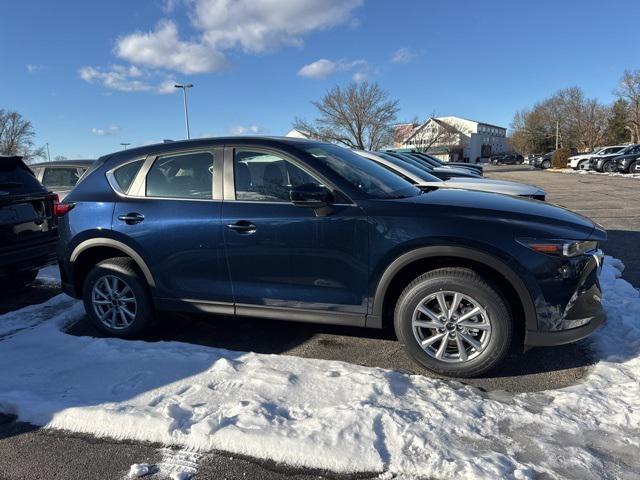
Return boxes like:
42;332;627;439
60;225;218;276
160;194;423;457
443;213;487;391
111;148;232;311
221;146;369;324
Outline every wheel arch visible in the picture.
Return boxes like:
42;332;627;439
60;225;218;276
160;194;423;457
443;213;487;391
369;246;537;337
70;239;156;296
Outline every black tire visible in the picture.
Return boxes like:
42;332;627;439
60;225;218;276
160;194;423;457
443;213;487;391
394;268;512;378
627;161;637;174
542;160;551;169
82;257;153;337
602;161;616;173
577;160;588;170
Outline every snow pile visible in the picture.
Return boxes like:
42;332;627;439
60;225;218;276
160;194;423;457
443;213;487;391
566;169;640;179
0;257;639;479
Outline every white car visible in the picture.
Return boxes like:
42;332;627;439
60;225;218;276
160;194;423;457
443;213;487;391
567;146;626;170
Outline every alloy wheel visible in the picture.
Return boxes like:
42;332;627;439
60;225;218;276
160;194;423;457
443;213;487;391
91;274;137;330
412;291;491;363
603;161;617;173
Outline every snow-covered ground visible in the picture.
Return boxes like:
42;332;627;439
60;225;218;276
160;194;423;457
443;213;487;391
0;258;639;479
562;168;640;179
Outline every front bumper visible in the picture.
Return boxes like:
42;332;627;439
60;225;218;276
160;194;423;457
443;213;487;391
525;310;605;347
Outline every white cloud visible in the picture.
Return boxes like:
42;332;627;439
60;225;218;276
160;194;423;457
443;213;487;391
115;20;228;75
391;47;419;64
352;72;367;83
26;64;45;73
230;125;263;135
192;0;362;53
91;125;121;136
79;65;177;94
297;59;338;79
297;58;370;80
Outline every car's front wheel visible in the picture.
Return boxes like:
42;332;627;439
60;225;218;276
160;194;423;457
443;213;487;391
602;161;617;173
627;161;637;174
577;160;588;170
542;159;551;169
83;257;153;337
394;268;512;378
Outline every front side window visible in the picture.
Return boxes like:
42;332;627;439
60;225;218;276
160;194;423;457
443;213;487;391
146;151;214;199
234;150;323;202
42;167;84;189
304;145;420;199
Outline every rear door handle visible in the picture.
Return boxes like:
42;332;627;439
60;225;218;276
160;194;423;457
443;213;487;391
118;212;145;225
226;220;256;234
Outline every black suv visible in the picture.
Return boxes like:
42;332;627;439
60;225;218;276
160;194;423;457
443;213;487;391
1;156;62;288
491;154;523;165
57;137;606;377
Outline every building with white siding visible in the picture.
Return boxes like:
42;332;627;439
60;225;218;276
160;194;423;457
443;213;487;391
394;116;508;163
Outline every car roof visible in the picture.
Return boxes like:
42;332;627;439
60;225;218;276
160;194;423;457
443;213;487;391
30;159;95;168
98;136;324;165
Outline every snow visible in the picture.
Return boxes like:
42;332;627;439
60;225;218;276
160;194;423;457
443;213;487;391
0;257;639;479
128;463;151;478
563;168;640;179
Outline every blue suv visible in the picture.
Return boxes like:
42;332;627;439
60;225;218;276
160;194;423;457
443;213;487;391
58;137;606;377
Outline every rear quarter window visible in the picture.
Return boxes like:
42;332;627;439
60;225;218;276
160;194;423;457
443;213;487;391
113;160;144;193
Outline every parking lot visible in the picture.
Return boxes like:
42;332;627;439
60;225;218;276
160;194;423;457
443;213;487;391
1;165;638;480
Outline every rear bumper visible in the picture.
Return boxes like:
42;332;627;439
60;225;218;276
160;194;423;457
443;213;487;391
525;310;605;347
0;238;57;276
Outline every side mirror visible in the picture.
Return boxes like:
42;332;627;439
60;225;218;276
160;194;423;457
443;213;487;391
290;183;333;208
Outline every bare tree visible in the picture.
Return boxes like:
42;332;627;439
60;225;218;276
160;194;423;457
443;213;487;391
615;70;640;143
0;109;46;162
293;81;399;150
54;155;68;162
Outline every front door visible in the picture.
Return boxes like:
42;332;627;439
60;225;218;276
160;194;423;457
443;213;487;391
111;148;232;310
221;147;369;324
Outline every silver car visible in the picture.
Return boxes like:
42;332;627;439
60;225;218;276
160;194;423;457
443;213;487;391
355;150;546;200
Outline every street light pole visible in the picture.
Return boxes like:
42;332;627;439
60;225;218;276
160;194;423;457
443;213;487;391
174;83;194;140
46;143;51;162
120;142;131;150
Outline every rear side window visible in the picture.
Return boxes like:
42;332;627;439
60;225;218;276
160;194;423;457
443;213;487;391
42;167;84;189
146;152;214;199
113;160;144;193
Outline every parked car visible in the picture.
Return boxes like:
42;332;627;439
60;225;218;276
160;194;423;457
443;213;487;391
355;150;546;200
533;152;554;169
58;137;606;378
589;144;640;172
0;155;64;288
408;151;484;175
29;159;94;199
491;154;523;165
615;146;640;173
382;151;482;180
567;146;626;170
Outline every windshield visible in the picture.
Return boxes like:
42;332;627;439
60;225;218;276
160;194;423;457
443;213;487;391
304;144;421;199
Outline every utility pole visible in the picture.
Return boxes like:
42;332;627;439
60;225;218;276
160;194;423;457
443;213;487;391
120;142;131;150
46;143;51;162
174;83;194;139
555;120;559;150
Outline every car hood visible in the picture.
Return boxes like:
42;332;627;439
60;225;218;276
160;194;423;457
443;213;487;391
423;177;544;197
392;189;600;239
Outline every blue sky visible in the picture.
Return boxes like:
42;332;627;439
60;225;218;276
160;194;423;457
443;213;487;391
3;0;639;159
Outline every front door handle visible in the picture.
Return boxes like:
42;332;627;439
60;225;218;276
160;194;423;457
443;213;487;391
226;220;256;234
118;212;145;225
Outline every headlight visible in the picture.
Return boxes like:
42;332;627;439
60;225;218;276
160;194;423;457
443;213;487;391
517;238;598;257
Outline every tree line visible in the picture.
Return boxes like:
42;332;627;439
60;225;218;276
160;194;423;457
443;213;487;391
509;70;640;155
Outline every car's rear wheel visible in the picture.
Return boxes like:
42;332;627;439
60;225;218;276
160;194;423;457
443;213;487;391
83;257;153;337
394;268;512;378
602;161;617;173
